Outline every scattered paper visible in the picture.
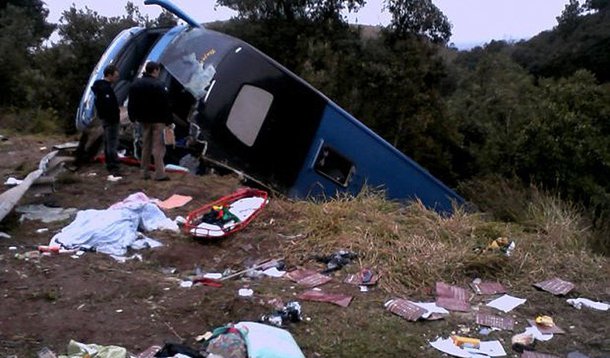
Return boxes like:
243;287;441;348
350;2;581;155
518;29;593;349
36;228;49;234
385;299;428;321
180;281;194;288
533;277;575;295
567;298;609;311
429;337;471;358
203;273;223;280
486;294;526;313
0;232;11;239
524;326;554;341
527;319;565;334
262;267;286;278
412;301;450;319
436;282;471;312
465;340;507;357
298;290;352;307
107;175;122;182
470;280;507;295
476;313;515;330
158;194;192;210
238;288;254;297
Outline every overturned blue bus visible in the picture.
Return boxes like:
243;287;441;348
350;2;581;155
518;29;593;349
76;0;464;213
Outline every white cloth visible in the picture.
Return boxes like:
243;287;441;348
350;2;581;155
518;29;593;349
50;192;177;256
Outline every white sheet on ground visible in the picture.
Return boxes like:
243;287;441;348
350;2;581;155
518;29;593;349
50;192;177;256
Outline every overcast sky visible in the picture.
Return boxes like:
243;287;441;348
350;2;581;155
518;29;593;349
45;0;571;47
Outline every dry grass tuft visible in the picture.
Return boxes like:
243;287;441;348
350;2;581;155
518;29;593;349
280;186;607;296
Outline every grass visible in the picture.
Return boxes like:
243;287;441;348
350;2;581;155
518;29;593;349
280;185;606;296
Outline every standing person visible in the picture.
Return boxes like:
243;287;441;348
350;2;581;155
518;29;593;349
91;64;121;175
128;61;172;181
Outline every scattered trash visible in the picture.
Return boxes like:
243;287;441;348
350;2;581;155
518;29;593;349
566;298;609;311
260;301;303;327
451;335;480;349
470;278;507;295
0;232;11;239
204;325;247;358
16;204;78;223
180;281;194;288
436;282;471;312
285;268;332;288
511;331;535;353
476;237;515;257
36;228;49;234
385;299;428;321
315;250;357;274
38;245;60;254
202;272;223;280
533;277;575;295
298;290;353;307
158;194;192;210
476;313;515;330
527;318;565;335
344;268;379;286
523;325;554;341
4;177;23;186
238;288;254;297
106;174;122;182
486;294;527;313
430;337;506;358
37;346;57;358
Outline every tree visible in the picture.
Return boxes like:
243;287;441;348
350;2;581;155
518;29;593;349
384;0;451;44
556;0;583;31
0;0;53;106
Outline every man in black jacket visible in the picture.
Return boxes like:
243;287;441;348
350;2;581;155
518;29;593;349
128;61;173;181
91;64;121;175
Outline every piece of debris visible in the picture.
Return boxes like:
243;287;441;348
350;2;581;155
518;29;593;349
436;282;471;312
315;250;357;274
385;299;428;321
16;204;77;223
158;194;192;210
470;279;507;295
286;268;332;288
62;339;128;357
566;298;609;311
476;313;515;331
533;277;575;295
430;337;507;357
486;294;527;313
523;325;554;341
344;268;379;286
238;288;254;297
0;232;11;239
527;318;565;335
260;301;303;327
36;346;57;358
298;290;353;307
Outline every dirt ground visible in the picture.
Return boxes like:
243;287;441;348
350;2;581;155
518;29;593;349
1;133;609;358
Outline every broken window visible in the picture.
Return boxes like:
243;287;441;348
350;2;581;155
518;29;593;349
226;85;273;147
314;145;355;187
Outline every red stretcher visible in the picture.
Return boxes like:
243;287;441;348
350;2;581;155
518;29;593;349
183;187;269;239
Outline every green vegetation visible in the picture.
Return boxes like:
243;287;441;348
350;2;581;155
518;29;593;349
1;0;609;252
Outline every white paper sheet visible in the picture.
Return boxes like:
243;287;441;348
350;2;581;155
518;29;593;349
486;294;527;313
413;301;450;318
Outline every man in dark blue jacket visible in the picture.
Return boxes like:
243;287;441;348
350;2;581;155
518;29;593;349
128;61;172;181
91;64;121;176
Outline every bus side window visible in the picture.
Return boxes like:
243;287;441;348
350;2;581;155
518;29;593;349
314;145;354;187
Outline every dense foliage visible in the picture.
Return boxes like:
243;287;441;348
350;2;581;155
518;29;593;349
1;0;609;246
